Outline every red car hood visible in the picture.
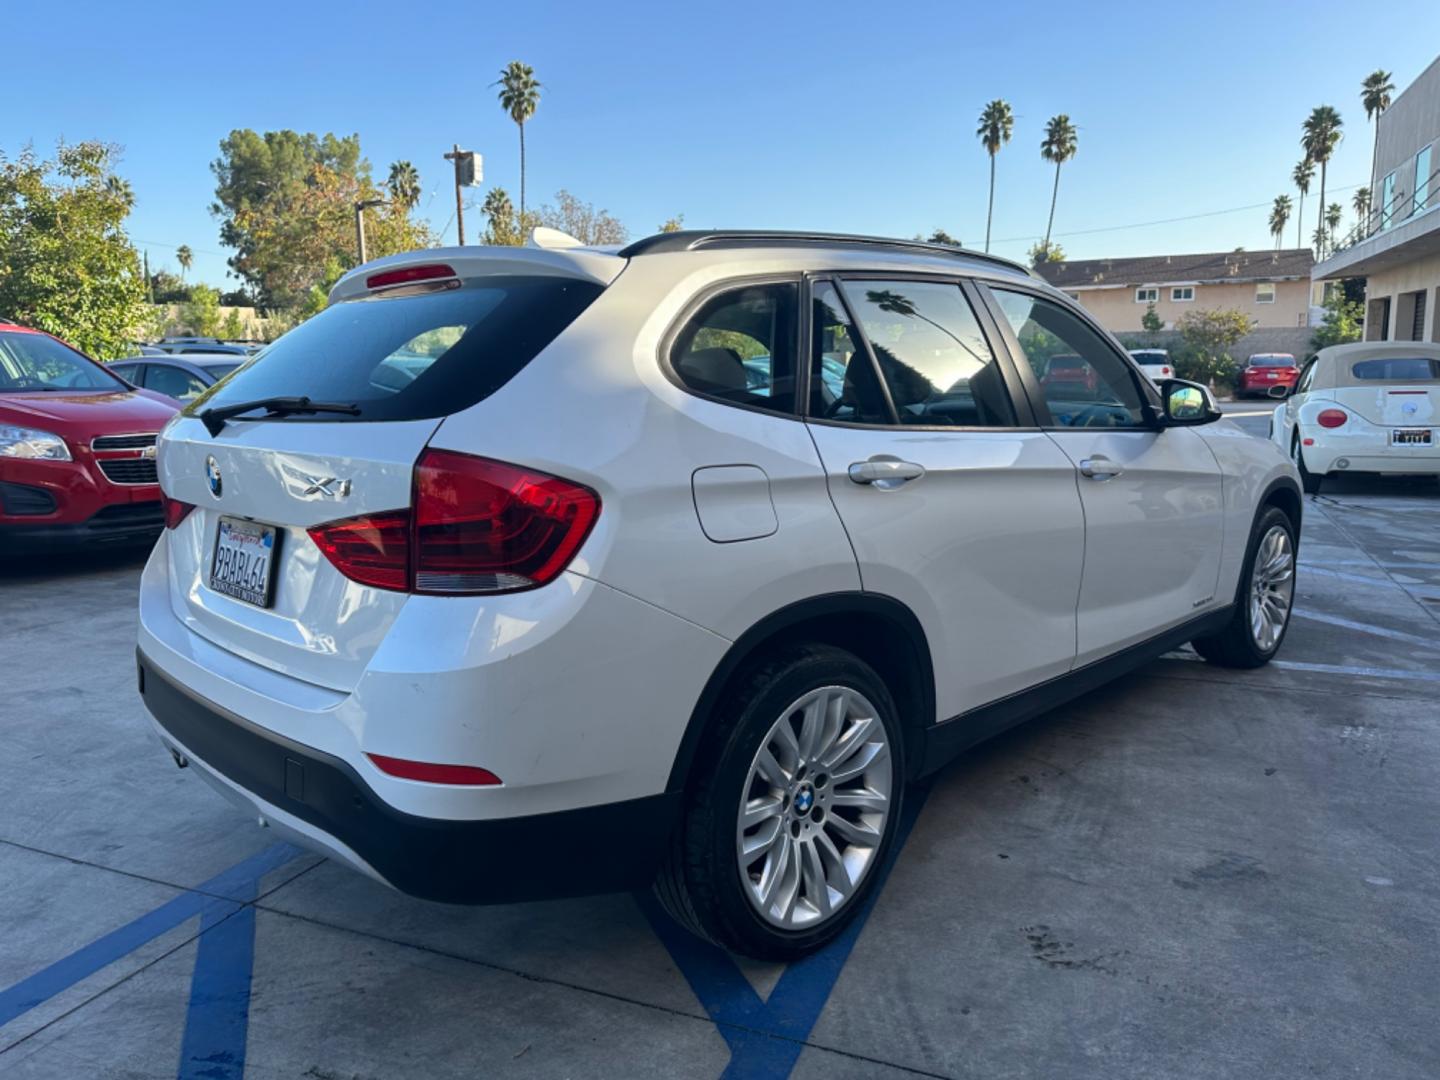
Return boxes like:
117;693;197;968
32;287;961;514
0;389;177;433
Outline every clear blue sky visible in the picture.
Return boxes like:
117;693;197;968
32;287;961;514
5;1;1439;287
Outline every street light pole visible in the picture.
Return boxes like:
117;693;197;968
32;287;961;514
445;144;467;245
354;198;385;264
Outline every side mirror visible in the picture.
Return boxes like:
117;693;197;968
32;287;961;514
1158;378;1221;426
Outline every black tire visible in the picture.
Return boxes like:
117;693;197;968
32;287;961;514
1191;505;1297;668
653;643;906;960
1291;432;1323;494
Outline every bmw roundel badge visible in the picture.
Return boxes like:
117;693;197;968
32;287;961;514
205;455;223;498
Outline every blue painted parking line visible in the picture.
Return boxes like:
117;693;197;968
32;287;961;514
640;785;930;1078
0;844;300;1035
177;881;268;1080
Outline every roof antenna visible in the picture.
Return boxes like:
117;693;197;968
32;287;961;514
528;227;585;250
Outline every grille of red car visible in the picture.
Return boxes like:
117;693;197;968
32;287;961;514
92;433;159;452
99;459;159;485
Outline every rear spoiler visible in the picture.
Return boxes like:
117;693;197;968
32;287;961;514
329;244;626;305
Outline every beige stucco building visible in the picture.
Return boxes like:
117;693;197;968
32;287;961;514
1036;249;1316;334
1313;53;1439;341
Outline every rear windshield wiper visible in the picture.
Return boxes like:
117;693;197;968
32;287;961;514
198;396;360;436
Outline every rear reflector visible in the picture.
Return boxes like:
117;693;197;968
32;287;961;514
161;493;195;529
367;753;501;786
307;449;599;596
1317;409;1348;429
365;263;457;290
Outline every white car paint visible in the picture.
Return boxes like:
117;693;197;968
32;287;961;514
137;232;1300;905
1128;349;1174;384
1271;341;1440;479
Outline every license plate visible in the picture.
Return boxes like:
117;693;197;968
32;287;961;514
210;516;279;608
1391;428;1433;447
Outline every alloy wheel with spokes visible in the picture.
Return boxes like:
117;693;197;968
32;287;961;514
736;685;893;930
1249;523;1295;652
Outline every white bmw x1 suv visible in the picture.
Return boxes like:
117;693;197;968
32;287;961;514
138;230;1302;958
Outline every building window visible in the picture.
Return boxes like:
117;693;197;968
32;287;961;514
1416;145;1433;214
1171;286;1195;302
1134;287;1158;303
1382;171;1397;229
1255;283;1276;304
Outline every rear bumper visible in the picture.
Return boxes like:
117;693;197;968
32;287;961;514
138;652;680;904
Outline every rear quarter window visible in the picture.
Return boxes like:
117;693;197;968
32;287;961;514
1351;357;1440;381
190;276;603;422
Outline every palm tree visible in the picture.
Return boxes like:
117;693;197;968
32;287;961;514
176;245;193;280
387;160;421;211
1361;70;1395;197
1268;195;1292;250
495;61;542;222
976;99;1014;253
1040;115;1078;252
1352;187;1371;234
1292;159;1314;249
1301;106;1343;255
1324;202;1343;255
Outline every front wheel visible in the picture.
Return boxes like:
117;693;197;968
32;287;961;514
1192;506;1297;668
654;644;905;960
1291;432;1323;494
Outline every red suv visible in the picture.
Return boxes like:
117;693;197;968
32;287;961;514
1236;353;1300;399
1039;353;1100;396
0;323;178;550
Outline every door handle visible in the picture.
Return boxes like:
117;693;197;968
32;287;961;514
1079;456;1123;480
848;459;925;488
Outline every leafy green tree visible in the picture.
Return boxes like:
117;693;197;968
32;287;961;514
1175;307;1255;390
0;141;148;359
219;307;245;340
925;229;961;246
387;160;421;210
1040;115;1078;251
1268;195;1292;250
1141;302;1164;334
976;99;1014;253
1310;289;1364;350
659;214;685;233
176;244;193;279
148;270;189;303
495;61;541;221
1027;240;1064;267
1292;158;1314;249
482;187;521;245
1301;106;1343;255
1324;202;1344;254
211;129;433;312
1361;70;1395;195
1352;186;1371;231
180;284;221;336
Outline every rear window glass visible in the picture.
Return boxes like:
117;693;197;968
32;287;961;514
190;276;603;422
1249;355;1296;367
1351;357;1440;381
1129;351;1167;362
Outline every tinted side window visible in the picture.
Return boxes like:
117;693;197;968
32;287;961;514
1351;357;1440;381
671;283;798;414
992;289;1146;428
809;281;890;424
147;365;210;401
842;280;1016;427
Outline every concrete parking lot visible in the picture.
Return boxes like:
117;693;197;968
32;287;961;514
2;408;1438;1079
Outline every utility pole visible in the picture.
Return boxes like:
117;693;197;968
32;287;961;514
354;198;384;264
443;145;482;245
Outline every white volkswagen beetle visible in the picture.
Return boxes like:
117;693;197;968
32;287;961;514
1273;341;1440;493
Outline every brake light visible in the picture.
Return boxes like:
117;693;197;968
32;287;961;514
161;493;194;529
365;263;457;290
1162;367;1171;376
307;450;600;596
367;753;501;786
1317;409;1348;429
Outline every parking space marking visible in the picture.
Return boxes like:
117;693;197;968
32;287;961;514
1293;608;1439;650
176;879;267;1080
0;844;300;1040
640;786;931;1079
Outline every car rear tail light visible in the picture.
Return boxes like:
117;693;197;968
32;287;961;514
308;450;599;596
367;753;501;786
365;263;457;290
1162;367;1171;376
1317;409;1348;429
161;493;195;529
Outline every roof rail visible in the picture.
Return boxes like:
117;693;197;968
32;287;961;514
617;230;1037;278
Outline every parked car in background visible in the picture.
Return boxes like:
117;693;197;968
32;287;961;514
137;232;1301;960
111;354;246;404
0;322;177;550
1272;341;1440;493
1127;348;1174;384
1238;353;1299;399
1038;353;1100;397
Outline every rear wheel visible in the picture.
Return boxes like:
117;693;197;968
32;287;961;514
1291;432;1323;494
1192;506;1297;668
654;644;905;960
